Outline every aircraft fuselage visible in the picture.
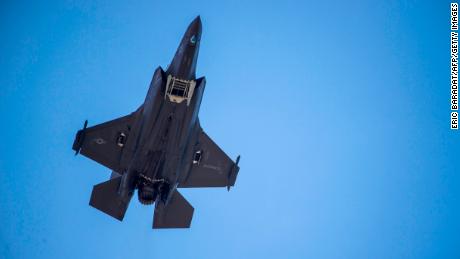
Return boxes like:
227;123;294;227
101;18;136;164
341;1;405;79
118;17;205;205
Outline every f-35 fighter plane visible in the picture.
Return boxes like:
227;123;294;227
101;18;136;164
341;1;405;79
72;16;240;229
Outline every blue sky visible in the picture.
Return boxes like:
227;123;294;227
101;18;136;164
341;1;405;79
0;0;458;258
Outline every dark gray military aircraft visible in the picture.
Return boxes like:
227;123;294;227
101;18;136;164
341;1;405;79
72;16;240;229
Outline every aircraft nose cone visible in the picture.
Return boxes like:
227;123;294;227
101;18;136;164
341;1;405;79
188;15;202;37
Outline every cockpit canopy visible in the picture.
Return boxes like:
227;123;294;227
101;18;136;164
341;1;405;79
190;35;197;45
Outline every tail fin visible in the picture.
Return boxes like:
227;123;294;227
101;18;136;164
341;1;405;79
153;190;194;229
89;176;132;221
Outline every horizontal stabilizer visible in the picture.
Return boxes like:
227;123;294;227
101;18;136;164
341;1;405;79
153;190;194;229
89;177;131;221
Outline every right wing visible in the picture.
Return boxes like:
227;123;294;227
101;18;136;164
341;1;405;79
179;129;240;188
72;114;136;173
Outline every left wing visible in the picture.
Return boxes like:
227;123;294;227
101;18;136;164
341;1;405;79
179;128;239;188
72;114;136;173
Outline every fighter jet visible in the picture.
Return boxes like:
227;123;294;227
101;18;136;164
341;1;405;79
72;16;240;229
